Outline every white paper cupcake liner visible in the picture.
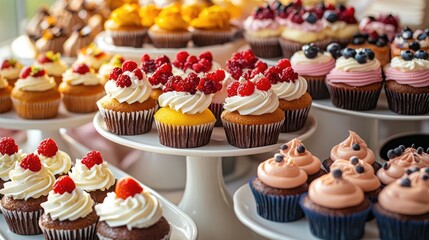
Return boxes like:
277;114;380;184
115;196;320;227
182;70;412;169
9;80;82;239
62;91;105;113
11;97;60;119
155;121;214;148
0;205;43;235
40;221;97;240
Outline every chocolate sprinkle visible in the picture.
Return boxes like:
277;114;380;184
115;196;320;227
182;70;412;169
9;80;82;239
355;165;364;173
400;178;411;187
280;144;288;150
350;156;359;165
382;162;389;170
274;153;284;162
297;145;306;154
352;143;360;151
387;150;395;159
417;147;424;154
332;169;342;178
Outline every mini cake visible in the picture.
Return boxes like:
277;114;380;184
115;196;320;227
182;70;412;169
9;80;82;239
0;153;55;235
141;54;173;101
0;73;12;113
384;50;429;115
75;43;111;72
299;169;371;240
347;33;391;67
280;138;326;184
35;27;68;54
95;177;171;240
11;66;61;119
373;168;429;240
154;71;222;148
323;131;379;172
359;14;400;42
1;59;23;87
63;26;94;58
243;4;282;58
98;60;157;135
391;27;429;58
326;48;383;111
69;150;116;204
222;73;284;148
98;54;125;85
250;153;308;222
39;176;98;240
35;51;68;85
291;43;335;99
35;138;72;178
104;4;147;47
59;63;104;113
0;137;22;195
322;5;359;47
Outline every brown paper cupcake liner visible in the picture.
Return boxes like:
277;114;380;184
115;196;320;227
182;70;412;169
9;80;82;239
36;37;67;54
11;98;60;119
303;75;330;100
192;29;235;46
282;106;311;133
107;29;147;48
0;95;12;113
327;84;381;111
222;120;284;148
0;206;43;235
385;87;429;115
98;102;157;135
280;39;330;58
209;103;224;127
63;92;105;113
148;30;192;48
97;229;171;240
40;221;97;240
244;33;282;58
155;121;214;148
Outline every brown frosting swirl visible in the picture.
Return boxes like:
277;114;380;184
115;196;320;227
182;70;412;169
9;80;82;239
330;131;375;165
280;138;321;175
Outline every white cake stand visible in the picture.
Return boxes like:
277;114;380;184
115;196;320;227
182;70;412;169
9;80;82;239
93;112;317;240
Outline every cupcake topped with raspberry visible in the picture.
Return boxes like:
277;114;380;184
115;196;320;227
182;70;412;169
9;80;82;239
76;43;110;72
69;150;116;203
35;51;68;85
0;137;23;190
0;59;23;86
98;54;125;85
359;14;400;42
62;63;101;86
35;138;71;178
171;51;221;78
141;54;173;100
141;54;171;78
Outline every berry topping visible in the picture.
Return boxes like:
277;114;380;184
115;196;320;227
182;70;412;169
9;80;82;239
323;10;338;23
37;138;58;157
116;74;132;88
1;59;17;69
141;56;156;73
355;51;368;64
417;147;424;154
415;50;428;60
399;145;406;151
326;42;342;59
197;71;223;94
109;67;123;81
378;14;399;28
132;68;144;80
264;66;282;84
226;50;259;80
303;44;319;59
409;41;421;51
53;176;76;194
399;177;411;187
81;150;103;169
20;153;42;172
394;147;403;156
411;143;416;148
199;51;213;62
0;137;19;155
297;145;306;153
401;29;413;40
417;32;427;41
303;12;318;24
352;36;366;45
382;162;389;170
37;55;53;64
290;12;304;24
276;59;291;69
352;143;361;151
20;66;32;79
122;60;138;72
365;49;375;60
280;144;288;150
280;67;298;83
255;77;271;91
387;149;395;159
350;156;359;165
255;60;269;72
332;169;342;178
176;51;189;64
72;63;91;74
227;81;240;97
237;80;255;96
116;177;143;200
422;174;429;181
253;5;275;20
401;50;414;61
149;63;173;86
341;48;356;59
339;6;357;24
274;153;284;162
155;55;170;68
174;74;198;94
355;165;364;173
407;166;420;175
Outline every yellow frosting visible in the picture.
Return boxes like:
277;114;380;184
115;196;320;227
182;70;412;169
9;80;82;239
154;4;188;31
182;4;205;23
139;4;161;27
190;5;231;30
107;4;142;28
154;107;215;126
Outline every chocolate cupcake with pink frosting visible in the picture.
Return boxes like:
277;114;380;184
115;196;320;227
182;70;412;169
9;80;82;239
280;138;326;184
249;153;308;222
373;167;429;240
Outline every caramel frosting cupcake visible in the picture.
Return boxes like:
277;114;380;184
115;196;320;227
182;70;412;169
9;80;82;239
280;138;326;184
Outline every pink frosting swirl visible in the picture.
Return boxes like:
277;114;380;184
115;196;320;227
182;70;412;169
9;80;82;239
378;168;429;215
309;172;365;209
326;69;382;87
330;131;375;165
280;138;321;175
257;154;308;189
244;16;280;32
293;58;335;76
384;67;429;88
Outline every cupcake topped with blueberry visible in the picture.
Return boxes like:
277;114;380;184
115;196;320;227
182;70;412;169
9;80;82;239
141;54;173;101
391;27;429;57
359;14;400;42
0;59;23;86
0;137;23;192
347;32;391;66
35;138;71;178
321;4;359;47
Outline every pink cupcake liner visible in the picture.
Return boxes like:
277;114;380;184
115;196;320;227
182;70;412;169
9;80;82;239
0;95;12;113
40;221;97;240
282;106;311;133
327;83;381;111
11;98;60;119
385;87;429;115
62;92;105;113
155;121;215;148
0;206;43;235
106;29;147;48
209;103;224;127
191;28;236;46
304;76;330;100
148;29;192;48
244;33;282;58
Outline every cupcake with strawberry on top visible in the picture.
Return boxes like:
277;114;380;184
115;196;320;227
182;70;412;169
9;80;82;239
34;51;68;85
35;138;72;178
1;59;23;87
140;54;173;101
0;137;23;195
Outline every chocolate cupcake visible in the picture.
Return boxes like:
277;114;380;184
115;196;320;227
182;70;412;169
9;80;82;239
0;137;23;197
35;138;72;178
35;27;68;54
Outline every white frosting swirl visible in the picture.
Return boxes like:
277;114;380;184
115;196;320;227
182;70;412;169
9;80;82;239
95;191;163;230
0;76;8;89
35;61;67;77
14;75;56;91
37;151;72;176
0;150;23;181
158;91;212;114
69;160;115;192
390;57;429;72
271;75;308;101
223;89;279;115
0;64;22;79
104;71;152;104
291;51;333;65
41;188;94;221
335;56;381;72
0;161;55;200
62;69;101;86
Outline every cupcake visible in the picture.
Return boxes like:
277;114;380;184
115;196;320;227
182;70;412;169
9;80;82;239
250;153;308;222
63;25;94;58
373;168;429;240
35;27;68;54
0;73;12;113
291;43;335;99
359;14;400;42
98;54;125;85
299;169;371;240
53;7;85;36
377;145;428;186
190;5;236;46
347;33;391;67
75;43;111;72
322;5;359;47
95;177;171;240
35;138;72;178
0;137;23;195
34;51;68;85
326;48;383;111
384;50;429;115
59;63;104;113
154;72;222;148
222;73;285;148
39;176;98;240
1;59;23;87
148;4;192;48
323;130;380;172
141;54;173;101
26;6;51;41
104;4;147;48
280;138;326;184
0;153;55;235
69;150;116;204
98;60;157;135
11;66;61;119
391;27;429;58
264;60;312;132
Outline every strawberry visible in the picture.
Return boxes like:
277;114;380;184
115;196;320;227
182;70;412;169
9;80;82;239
109;67;122;81
122;60;138;72
81;150;103;169
238;80;255;96
31;67;46;77
37;138;58;157
116;74;132;88
115;177;143;199
37;55;53;64
0;137;19;155
20;66;32;79
1;60;12;69
255;77;271;91
20;153;42;172
227;81;240;97
52;175;76;194
72;63;91;74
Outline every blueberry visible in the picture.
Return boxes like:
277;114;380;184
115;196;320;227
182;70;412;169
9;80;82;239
399;145;406;151
339;4;346;11
364;49;375;60
402;30;413;40
304;12;318;24
323;10;338;23
410;166;420;173
424;28;429;36
350;156;359;165
409;41;421;51
411;143;416;148
274;153;284;162
368;16;376;21
355;52;368;64
394;147;403;156
352;37;365;45
379;34;389;42
342;48;356;59
297;145;306;153
327;42;342;59
355;165;364;173
352;143;361;150
280;144;288;150
401;50;414;61
304;45;318;59
382;162;390;170
422;174;429;181
332;169;342;178
427;147;429;153
417;32;427;41
415;50;429;60
387;149;395;159
400;177;411;187
425;167;429;174
368;37;378;45
417;147;424;154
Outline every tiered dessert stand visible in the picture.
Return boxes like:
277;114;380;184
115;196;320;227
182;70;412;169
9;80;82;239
93;112;317;240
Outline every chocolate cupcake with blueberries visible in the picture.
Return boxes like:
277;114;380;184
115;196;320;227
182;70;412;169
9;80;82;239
279;138;326;184
347;32;391;66
391;27;429;58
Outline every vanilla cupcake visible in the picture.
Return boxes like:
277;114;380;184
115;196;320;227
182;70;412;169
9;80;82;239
0;59;23;87
35;138;71;178
75;43;111;72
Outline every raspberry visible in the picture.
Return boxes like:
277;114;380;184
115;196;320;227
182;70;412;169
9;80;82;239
141;59;156;73
155;55;170;68
255;77;271;91
53;175;76;194
197;75;222;94
176;51;189;63
242;49;257;64
280;67;297;82
133;68;144;80
116;74;132;88
149;63;172;86
264;66;281;84
291;12;304;24
72;63;90;74
254;5;275;20
37;55;53;64
115;177;143;200
0;137;19;155
254;60;268;72
192;63;205;73
172;61;183;69
187;72;201;84
31;67;46;77
238;80;255;96
37;138;58;157
226;61;243;80
339;7;357;24
109;67;122;81
227;81;240;97
196;58;212;72
242;69;252;80
163;75;180;92
175;73;198;94
20;153;42;172
184;55;198;70
141;54;151;62
81;150;103;169
20;66;32;79
122;60;138;72
277;59;291;69
199;51;213;62
209;69;226;82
